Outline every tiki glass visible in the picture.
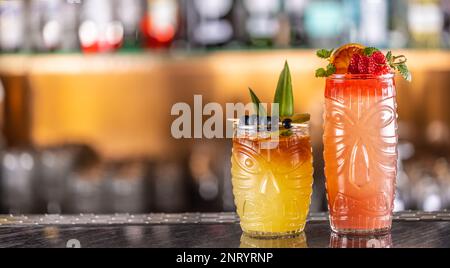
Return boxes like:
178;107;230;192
323;74;398;234
231;122;313;237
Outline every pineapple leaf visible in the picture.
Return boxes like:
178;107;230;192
248;87;267;117
274;61;294;117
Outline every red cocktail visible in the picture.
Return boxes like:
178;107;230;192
324;74;397;234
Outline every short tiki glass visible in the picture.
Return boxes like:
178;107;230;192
230;62;313;237
232;122;313;237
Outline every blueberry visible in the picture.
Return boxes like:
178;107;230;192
282;118;292;129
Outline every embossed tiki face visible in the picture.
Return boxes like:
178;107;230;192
324;75;398;226
231;126;313;231
325;88;397;189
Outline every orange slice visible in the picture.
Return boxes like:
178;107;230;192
330;43;365;74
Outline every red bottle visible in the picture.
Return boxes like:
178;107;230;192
140;0;179;49
78;0;123;53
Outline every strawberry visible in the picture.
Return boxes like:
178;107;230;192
374;64;391;75
348;53;361;74
372;51;387;65
367;57;378;74
350;51;390;75
357;55;369;74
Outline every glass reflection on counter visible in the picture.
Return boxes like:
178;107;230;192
329;233;392;248
43;226;61;247
240;233;308;248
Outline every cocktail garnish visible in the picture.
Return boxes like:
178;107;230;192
316;48;334;59
315;64;336;78
315;43;412;82
362;47;379;56
246;61;310;136
328;43;364;75
274;61;294;118
386;51;412;82
248;87;267;117
282;118;293;129
290;113;310;124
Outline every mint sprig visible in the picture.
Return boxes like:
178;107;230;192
316;48;334;59
397;64;412;82
363;47;379;56
315;48;336;77
315;63;336;78
386;51;392;62
386;51;412;82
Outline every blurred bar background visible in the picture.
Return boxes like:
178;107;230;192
0;0;449;214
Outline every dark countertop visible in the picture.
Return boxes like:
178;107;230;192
0;212;449;248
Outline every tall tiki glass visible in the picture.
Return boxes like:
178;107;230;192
323;74;398;234
231;122;313;237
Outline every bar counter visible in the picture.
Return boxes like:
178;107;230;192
0;212;449;248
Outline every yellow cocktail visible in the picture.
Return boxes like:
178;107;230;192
231;123;313;237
